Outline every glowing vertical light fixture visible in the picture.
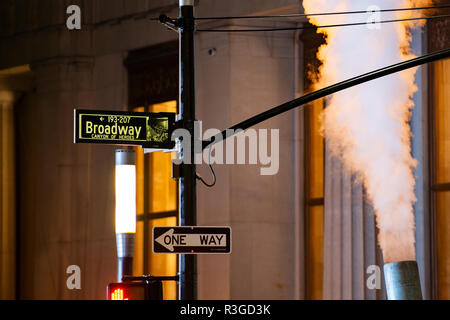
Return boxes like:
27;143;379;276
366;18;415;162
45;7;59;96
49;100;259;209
115;149;136;282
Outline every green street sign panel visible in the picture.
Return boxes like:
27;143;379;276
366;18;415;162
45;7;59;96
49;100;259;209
74;109;176;149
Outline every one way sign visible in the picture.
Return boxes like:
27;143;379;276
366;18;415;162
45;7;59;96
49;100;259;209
153;227;231;254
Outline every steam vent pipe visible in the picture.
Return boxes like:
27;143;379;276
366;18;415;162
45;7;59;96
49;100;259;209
384;261;423;300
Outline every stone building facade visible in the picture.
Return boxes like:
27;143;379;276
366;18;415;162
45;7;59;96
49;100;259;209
0;0;449;300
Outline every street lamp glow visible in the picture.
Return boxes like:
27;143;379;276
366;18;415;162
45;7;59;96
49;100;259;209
115;149;136;282
115;164;136;233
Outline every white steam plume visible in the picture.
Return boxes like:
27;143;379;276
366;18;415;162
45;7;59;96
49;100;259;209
302;0;433;263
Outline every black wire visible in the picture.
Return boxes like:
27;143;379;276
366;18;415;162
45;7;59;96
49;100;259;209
202;47;450;150
196;146;216;187
194;4;450;20
196;13;450;33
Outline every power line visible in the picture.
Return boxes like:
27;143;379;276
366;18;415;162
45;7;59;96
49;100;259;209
202;48;450;150
194;4;450;21
196;14;450;33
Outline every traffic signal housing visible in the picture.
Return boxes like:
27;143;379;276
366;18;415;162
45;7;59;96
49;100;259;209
107;280;163;300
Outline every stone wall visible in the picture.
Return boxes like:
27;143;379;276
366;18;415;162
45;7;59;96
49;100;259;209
0;0;303;299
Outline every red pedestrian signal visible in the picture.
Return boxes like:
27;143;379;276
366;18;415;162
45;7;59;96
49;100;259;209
110;288;129;300
107;276;176;300
107;282;147;300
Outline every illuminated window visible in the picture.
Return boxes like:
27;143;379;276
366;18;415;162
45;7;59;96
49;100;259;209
133;101;178;300
304;99;325;300
126;41;179;300
431;58;450;299
301;26;327;300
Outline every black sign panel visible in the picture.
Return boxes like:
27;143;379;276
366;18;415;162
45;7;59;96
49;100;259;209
74;109;176;149
153;226;232;254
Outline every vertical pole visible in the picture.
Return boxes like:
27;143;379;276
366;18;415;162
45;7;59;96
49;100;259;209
178;0;197;300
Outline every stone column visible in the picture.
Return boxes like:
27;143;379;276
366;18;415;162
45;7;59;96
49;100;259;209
18;57;100;299
0;90;17;299
323;150;386;300
0;66;34;299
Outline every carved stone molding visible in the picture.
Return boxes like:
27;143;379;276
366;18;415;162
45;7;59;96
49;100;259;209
428;17;450;51
125;41;178;107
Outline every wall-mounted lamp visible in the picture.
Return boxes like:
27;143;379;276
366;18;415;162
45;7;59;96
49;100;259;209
115;149;136;282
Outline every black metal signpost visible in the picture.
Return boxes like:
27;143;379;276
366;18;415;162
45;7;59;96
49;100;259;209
153;227;232;254
177;0;198;301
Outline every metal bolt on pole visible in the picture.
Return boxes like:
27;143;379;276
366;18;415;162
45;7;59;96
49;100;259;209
178;0;197;300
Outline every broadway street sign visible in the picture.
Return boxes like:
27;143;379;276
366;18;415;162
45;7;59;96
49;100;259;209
153;226;232;254
74;109;176;149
